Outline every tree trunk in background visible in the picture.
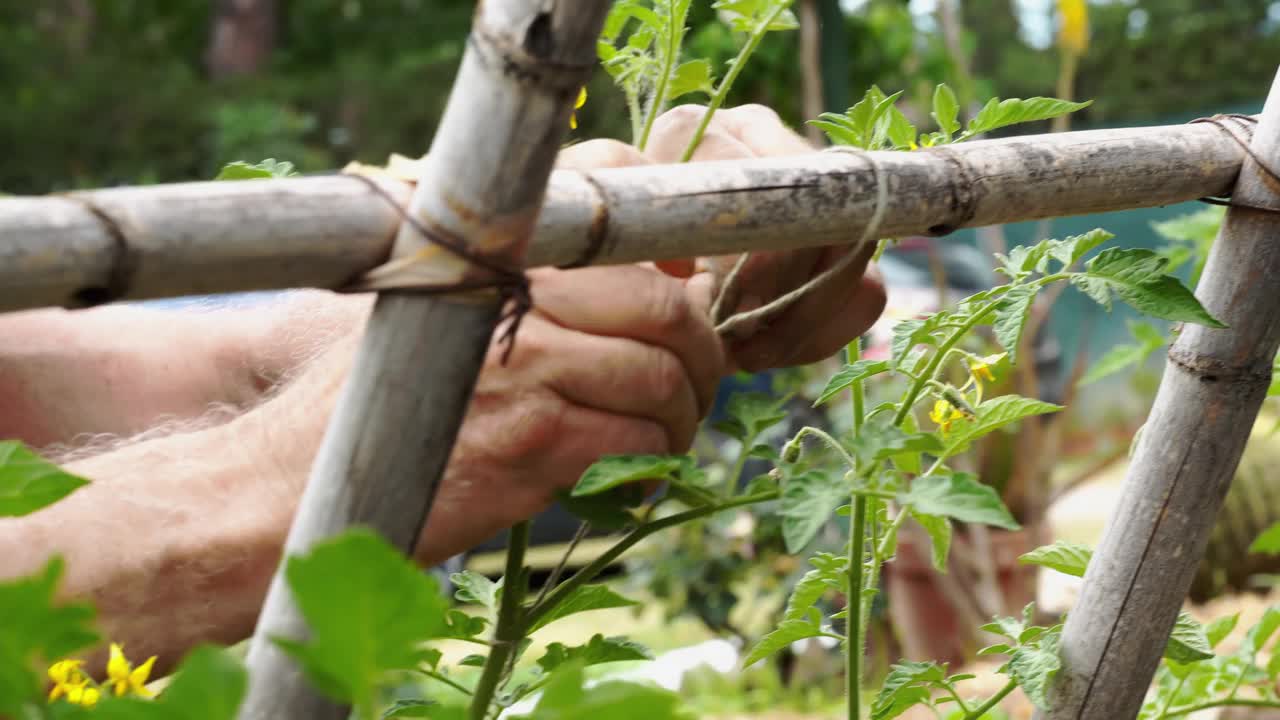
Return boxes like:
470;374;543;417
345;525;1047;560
798;0;824;146
206;0;276;80
960;0;1019;84
817;0;848;114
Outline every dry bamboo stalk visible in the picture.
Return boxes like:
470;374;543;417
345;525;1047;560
1042;72;1280;720
0;118;1247;313
236;1;606;719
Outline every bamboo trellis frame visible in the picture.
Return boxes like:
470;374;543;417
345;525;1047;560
1041;72;1280;719
0;119;1249;313
2;0;1277;715
232;1;610;719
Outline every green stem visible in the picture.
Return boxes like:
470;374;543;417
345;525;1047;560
793;426;859;470
1153;674;1189;719
889;273;1068;430
627;88;644;144
419;669;474;697
726;430;760;497
677;4;788;162
468;522;530;720
891;297;1005;429
963;679;1016;720
1159;698;1280;719
847;495;867;720
636;1;686;150
942;681;972;716
846;338;867;720
524;491;779;629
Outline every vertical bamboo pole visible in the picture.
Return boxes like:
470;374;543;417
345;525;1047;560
1044;70;1280;719
237;2;608;719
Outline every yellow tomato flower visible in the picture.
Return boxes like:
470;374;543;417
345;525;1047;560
970;359;995;384
67;684;101;708
47;659;99;707
107;643;157;698
569;87;587;130
929;399;966;435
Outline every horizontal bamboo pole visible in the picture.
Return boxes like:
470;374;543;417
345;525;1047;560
0;118;1248;312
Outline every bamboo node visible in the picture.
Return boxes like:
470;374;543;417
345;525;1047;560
56;195;139;308
470;20;596;94
1167;345;1271;386
714;150;888;339
1191;114;1280;214
557;170;611;269
341;174;532;365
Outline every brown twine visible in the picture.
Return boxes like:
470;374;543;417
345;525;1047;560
711;148;888;339
344;173;532;365
1191;114;1280;214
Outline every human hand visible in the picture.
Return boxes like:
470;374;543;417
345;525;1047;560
559;104;887;373
415;264;725;564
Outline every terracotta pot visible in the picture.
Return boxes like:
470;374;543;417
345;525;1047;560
883;525;1044;667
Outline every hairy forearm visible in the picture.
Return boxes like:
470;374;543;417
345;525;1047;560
0;333;361;676
0;291;372;449
0;415;290;676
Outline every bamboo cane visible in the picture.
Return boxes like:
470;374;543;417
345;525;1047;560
0;118;1248;313
236;1;606;719
1042;72;1280;720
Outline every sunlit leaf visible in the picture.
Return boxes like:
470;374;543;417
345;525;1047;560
1164;612;1214;664
572;455;684;497
1019;541;1092;577
667;60;714;99
780;471;846;553
0;557;99;717
1075;248;1224;327
964;97;1092;138
899;472;1019;530
943;396;1062;454
871;661;945;720
911;510;953;572
528;585;639;633
0;441;90;518
931;84;960;141
1250;522;1280;555
513;661;690;719
215;158;297;180
274;530;449;712
992;285;1038;364
813;360;891;407
535;634;652;674
742;619;826;667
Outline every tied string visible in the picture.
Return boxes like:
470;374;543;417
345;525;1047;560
1191;114;1280;215
711;148;888;338
345;173;532;365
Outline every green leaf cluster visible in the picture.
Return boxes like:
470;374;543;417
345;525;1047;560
214;158;298;180
1140;607;1280;719
275;530;451;718
0;440;90;518
812;83;1090;150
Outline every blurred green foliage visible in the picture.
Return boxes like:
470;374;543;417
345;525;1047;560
1;0;1277;194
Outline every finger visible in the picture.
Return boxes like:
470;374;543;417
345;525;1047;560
421;402;668;562
513;314;704;452
729;244;887;372
654;258;697;278
528;265;726;415
526;403;671;500
645;105;761;164
555;139;651;171
715;104;816;157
